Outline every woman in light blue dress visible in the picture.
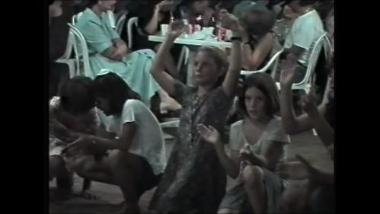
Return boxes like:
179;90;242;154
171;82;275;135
75;0;180;111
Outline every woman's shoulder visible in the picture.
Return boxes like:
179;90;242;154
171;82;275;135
229;120;244;138
77;8;102;26
230;120;243;129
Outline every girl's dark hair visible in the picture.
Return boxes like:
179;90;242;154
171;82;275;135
93;72;140;114
238;73;280;117
59;76;96;115
49;0;55;6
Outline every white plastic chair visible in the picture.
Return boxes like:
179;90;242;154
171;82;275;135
275;33;331;93
160;119;180;129
116;13;127;35
240;49;284;77
67;23;93;78
290;33;330;94
177;46;190;72
127;17;139;49
71;12;83;25
55;27;76;78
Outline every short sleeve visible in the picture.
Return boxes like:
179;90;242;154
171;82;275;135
290;17;320;50
121;100;142;124
79;21;113;54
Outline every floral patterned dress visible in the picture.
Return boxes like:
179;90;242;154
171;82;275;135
149;81;233;213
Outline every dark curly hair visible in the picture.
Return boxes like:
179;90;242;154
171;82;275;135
59;76;96;115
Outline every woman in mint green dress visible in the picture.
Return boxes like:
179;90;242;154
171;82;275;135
75;0;180;110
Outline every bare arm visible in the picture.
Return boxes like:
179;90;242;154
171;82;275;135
144;5;163;34
243;33;274;70
102;41;128;61
215;140;240;178
279;54;334;139
280;83;314;134
279;55;314;134
220;12;242;97
90;122;137;152
150;21;186;95
198;124;240;178
68;122;137;153
303;98;334;147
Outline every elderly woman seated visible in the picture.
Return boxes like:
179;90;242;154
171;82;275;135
75;0;180;112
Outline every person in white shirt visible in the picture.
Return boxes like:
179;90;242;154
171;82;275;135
65;71;166;214
281;0;324;83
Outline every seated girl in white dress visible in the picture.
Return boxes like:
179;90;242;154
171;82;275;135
198;72;290;214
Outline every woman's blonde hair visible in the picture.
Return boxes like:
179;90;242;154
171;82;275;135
197;46;229;87
199;46;229;70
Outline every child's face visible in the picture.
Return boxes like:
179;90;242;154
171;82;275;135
96;97;111;116
244;86;268;121
192;51;220;86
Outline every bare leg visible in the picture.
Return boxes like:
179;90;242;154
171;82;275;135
65;154;113;183
50;155;72;190
50;155;73;201
50;155;62;180
108;150;147;214
67;151;145;213
242;165;267;214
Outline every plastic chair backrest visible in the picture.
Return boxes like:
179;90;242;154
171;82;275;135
67;23;93;78
127;17;139;49
240;49;284;76
71;12;83;25
116;13;127;35
293;32;327;87
177;46;190;72
58;27;74;60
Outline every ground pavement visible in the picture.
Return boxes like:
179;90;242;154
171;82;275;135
49;130;334;214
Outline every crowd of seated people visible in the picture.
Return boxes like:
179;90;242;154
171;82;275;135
49;0;334;213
